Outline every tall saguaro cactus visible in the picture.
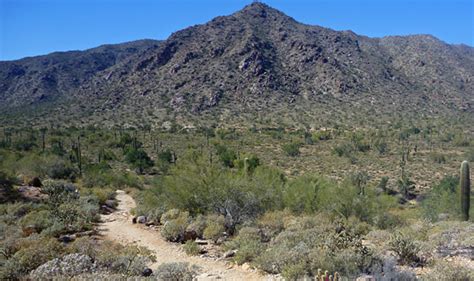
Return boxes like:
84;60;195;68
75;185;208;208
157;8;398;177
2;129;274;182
460;161;470;221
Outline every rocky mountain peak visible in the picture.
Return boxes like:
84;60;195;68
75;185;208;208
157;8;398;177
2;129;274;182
0;3;472;127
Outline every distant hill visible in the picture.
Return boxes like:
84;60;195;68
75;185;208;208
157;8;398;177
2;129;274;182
1;3;472;128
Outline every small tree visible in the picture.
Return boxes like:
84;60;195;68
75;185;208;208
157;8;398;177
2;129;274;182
125;148;154;174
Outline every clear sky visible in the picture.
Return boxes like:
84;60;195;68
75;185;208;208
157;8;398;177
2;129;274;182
1;0;473;61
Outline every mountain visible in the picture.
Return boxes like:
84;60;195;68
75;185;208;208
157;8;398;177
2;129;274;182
1;3;472;128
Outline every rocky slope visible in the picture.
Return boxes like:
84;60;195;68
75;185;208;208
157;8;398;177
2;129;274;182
0;3;472;127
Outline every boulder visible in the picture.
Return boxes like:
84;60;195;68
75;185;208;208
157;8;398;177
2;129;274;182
222;250;237;258
137;216;147;224
195;239;208;245
58;234;76;243
142;268;153;277
100;205;114;214
29;253;97;279
104;199;116;209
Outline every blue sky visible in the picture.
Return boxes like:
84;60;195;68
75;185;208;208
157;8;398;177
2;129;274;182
1;0;473;61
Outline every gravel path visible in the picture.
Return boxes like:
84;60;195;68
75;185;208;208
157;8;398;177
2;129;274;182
99;190;271;281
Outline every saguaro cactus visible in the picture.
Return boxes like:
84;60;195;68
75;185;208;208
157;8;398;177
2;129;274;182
460;161;470;221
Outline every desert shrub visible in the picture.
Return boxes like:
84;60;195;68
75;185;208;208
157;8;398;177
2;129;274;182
41;181;99;236
234;154;260;173
397;173;415;199
154;151;285;230
155;262;200;281
430;152;446;164
318;180;397;224
0;171;20;203
156;148;174;172
160;209;183;223
44;157;77;180
157;149;173;163
422;176;460;222
369;256;416;280
214;143;237;168
427;260;474;281
87;187;115;205
18;209;53;234
203;214;225;243
42;180;79;208
281;262;309;281
282;142;301;157
14;139;37;151
256;210;291;241
347;132;370;152
82;163;114;188
49;138;67;156
161;210;190;242
376;176;389;192
388;232;421;265
186;215;207;238
92;242;155;276
283;175;333;214
374;139;388;154
111;171;143;189
253;216;380;278
311;130;332;142
183;240;200;256
135;189;165;221
373;212;405;230
124;148;154;174
332;142;353;157
0;236;65;279
225;227;265;265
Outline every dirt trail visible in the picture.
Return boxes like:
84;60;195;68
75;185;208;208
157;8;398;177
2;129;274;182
99;190;271;281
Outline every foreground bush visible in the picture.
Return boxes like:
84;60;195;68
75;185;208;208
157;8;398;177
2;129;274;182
155;262;200;281
225;216;384;279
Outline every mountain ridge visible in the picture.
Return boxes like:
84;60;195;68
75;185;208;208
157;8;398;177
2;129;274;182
1;2;472;128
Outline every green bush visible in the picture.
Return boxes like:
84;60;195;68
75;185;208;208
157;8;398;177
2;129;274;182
161;210;190;242
311;130;332;142
283;176;332;214
428;260;474;281
186;215;207;238
152;151;285;230
0;171;20;203
282;142;301;157
422;176;461;222
203;214;225;243
388;232;421;265
155;262;200;281
44;157;77;180
124;148;154;174
225;227;265;265
183;240;200;256
214;143;237;168
253;216;380;278
332;142;353;157
0;236;65;280
18;209;53;234
82;163;113;188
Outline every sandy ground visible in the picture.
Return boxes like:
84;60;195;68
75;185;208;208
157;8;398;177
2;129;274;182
99;190;272;281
